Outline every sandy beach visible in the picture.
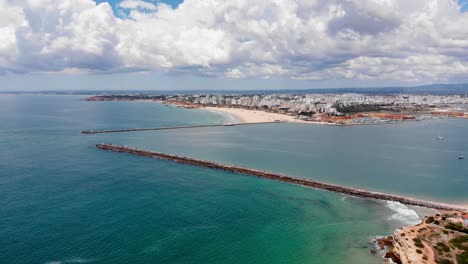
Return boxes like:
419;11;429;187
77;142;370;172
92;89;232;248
205;107;315;124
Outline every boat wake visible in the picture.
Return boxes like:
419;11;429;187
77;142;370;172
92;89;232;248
385;201;421;225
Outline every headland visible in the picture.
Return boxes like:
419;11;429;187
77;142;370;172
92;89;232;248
376;212;468;264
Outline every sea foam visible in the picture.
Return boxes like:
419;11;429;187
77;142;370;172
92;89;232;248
44;258;95;264
385;201;421;225
205;109;239;124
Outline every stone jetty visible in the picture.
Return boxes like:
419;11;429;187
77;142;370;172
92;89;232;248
96;143;467;212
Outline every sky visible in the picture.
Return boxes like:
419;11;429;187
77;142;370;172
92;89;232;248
1;0;468;91
461;0;468;11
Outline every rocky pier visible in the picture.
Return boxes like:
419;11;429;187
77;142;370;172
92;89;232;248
96;143;467;212
82;122;284;134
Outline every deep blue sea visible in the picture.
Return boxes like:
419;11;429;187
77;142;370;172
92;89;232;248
1;95;466;264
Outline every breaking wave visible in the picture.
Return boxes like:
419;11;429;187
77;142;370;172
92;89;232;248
205;109;239;124
219;112;239;124
385;201;421;225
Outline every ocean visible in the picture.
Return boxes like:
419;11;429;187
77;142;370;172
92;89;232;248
1;95;466;264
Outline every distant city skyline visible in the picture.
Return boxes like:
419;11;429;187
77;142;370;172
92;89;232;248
2;0;468;90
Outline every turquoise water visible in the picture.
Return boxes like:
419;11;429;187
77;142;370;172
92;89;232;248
1;95;466;264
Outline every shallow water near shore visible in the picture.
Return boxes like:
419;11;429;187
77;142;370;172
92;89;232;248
0;95;466;264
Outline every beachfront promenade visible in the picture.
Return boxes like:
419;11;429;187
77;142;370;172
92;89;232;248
81;121;284;134
96;143;467;212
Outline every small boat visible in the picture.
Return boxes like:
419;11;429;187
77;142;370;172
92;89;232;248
436;136;445;140
459;155;465;160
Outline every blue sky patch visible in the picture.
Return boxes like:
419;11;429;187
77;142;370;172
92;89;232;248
459;0;468;12
94;0;183;15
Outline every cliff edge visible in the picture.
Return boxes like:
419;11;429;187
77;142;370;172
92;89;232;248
377;212;468;264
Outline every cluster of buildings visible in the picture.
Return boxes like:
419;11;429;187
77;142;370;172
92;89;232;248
166;93;468;117
87;92;468;124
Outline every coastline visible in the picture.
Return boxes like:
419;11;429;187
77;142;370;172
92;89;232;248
84;96;468;125
202;106;468;263
84;95;468;263
203;106;409;126
203;107;241;124
3;94;467;264
204;106;323;124
83;98;468;209
376;210;468;264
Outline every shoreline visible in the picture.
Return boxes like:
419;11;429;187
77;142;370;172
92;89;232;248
84;96;468;125
85;96;467;262
201;106;460;126
204;106;325;124
203;108;241;124
376;211;468;263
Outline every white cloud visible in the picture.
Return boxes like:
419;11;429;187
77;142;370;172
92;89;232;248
1;0;468;83
335;55;468;81
117;0;157;11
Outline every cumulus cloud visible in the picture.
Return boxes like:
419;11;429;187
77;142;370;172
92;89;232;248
117;0;157;11
1;0;468;82
0;0;120;74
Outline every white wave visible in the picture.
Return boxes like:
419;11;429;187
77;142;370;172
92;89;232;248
385;201;421;225
205;109;239;124
219;112;239;124
45;258;95;264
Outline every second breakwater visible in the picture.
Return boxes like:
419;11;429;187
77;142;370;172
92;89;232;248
96;143;467;212
82;121;284;134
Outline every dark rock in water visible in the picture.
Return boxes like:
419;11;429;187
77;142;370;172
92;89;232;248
377;236;394;250
384;251;402;264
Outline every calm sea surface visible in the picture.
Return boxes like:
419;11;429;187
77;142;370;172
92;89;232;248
1;95;466;264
